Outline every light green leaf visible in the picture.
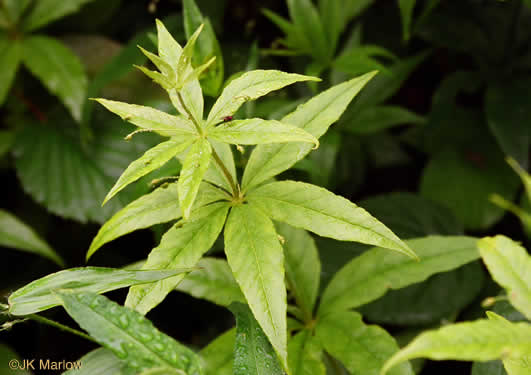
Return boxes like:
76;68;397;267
88;181;226;259
242;72;376;191
230;302;284;375
199;328;236;375
22;0;97;31
208;118;318;147
0;35;21;106
125;202;229;315
381;318;531;375
0;209;64;266
224;204;288;371
63;348;130;375
102;138;194;206
94;99;195;137
319;236;479;316
183;0;224;96
8;267;192;316
316;311;413;375
2;0;32;23
59;292;201;374
175;257;244;307
178;138;212;219
288;330;325;375
478;236;531;320
177;24;203;80
343;105;425;134
276;223;320;321
247;181;414;258
156;19;183;68
137;368;185;375
287;0;329;62
398;0;416;41
22;36;87;122
201;139;236;193
206;70;320;127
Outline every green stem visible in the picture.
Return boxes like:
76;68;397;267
29;314;96;343
176;91;239;197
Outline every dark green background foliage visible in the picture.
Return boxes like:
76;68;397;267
0;0;530;375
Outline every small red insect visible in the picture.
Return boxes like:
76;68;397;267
223;116;233;122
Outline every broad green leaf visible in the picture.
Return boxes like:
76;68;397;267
59;292;201;374
242;72;376;191
247;181;414;258
22;0;97;31
206;70;320;127
359;192;463;239
183;0;224;96
478;236;531;320
316;311;413;375
63;348;130;375
287;0;329;62
288;330;325;375
224;204;288;371
276;223;320;321
22;36;87;122
88;182;226;259
178;138;212;219
398;0;417;41
125;203;229;315
359;262;484;326
8;267;191;316
94;99;195;137
230;302;284;375
102;138;194;206
0;35;21;106
208;118;318;147
0;343;32;375
13;118;158;224
319;236;479;316
343;105;425;134
175;257;244;307
0;209;64;266
381;318;531;375
199;328;236;375
486;78;531;169
420;148;520;230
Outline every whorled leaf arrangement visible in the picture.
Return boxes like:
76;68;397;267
89;19;416;373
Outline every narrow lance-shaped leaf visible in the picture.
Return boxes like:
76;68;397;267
224;204;288;372
102;138;194;206
319;236;478;316
177;23;204;81
0;36;21;106
316;311;413;375
0;209;64;267
242;72;376;191
230;302;284;375
178;138;212;219
478;236;531;320
199;328;236;375
381;318;531;375
183;0;224;96
398;0;416;41
8;267;193;316
208;118;319;147
94;99;195;137
126;203;229;315
22;36;87;122
58;292;201;374
22;0;97;32
206;70;320;127
247;181;415;258
175;257;244;307
277;223;320;321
